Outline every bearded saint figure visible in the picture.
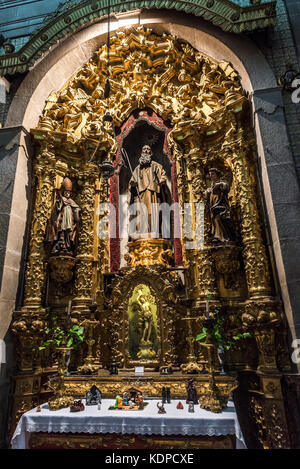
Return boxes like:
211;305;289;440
46;177;81;254
128;145;168;239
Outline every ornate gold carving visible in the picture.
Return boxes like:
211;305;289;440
29;432;104;449
23;144;56;306
73;166;97;308
12;311;46;372
48;347;74;410
28;432;234;449
180;312;205;374
228;145;272;298
11;27;290;449
125;239;173;267
268;402;290;449
193;247;219;301
78;304;102;374
48;255;76;284
106;265;180;368
254;328;278;373
250;397;269;449
198;374;238;413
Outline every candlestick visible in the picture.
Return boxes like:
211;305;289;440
205;300;209;318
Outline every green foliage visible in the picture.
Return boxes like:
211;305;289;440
39;310;85;351
195;307;252;351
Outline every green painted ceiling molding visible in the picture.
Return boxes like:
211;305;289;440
0;0;277;76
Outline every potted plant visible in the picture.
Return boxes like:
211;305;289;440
38;309;85;410
196;306;251;373
39;310;85;374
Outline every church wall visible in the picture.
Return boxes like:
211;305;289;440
254;0;300;183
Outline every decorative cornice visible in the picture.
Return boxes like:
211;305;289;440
0;0;277;77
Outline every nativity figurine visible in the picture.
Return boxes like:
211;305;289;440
86;385;102;406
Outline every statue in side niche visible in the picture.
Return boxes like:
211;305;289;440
205;168;236;244
132;285;156;360
136;287;154;344
46;177;81;255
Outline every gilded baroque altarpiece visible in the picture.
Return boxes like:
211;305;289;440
10;27;292;448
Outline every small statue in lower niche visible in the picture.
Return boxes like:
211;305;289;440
205;168;236;244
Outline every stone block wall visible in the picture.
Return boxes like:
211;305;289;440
255;0;300;181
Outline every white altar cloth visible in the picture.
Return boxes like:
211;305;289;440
11;399;245;449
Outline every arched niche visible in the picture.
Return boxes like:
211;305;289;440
3;12;299;373
14;27;287;379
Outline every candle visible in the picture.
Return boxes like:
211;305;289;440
205;300;209;318
65;300;72;331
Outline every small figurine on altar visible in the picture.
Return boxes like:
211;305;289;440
188;401;195;413
122;391;129;406
157;402;166;414
109;359;118;375
176;401;184;410
114;395;123;409
70;399;85;412
186;378;199;404
86;385;102;406
129;399;135;409
136;393;144;410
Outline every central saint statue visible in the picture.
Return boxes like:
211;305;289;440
128;145;167;239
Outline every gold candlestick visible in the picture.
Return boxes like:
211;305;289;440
78;302;101;374
180;302;205;374
48;346;74;411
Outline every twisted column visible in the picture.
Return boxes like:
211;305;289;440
230;143;272;298
23;144;56;306
73;166;97;309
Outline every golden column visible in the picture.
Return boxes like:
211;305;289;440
23;142;56;306
73;165;98;311
186;146;218;302
12;141;55;372
230;140;272;298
